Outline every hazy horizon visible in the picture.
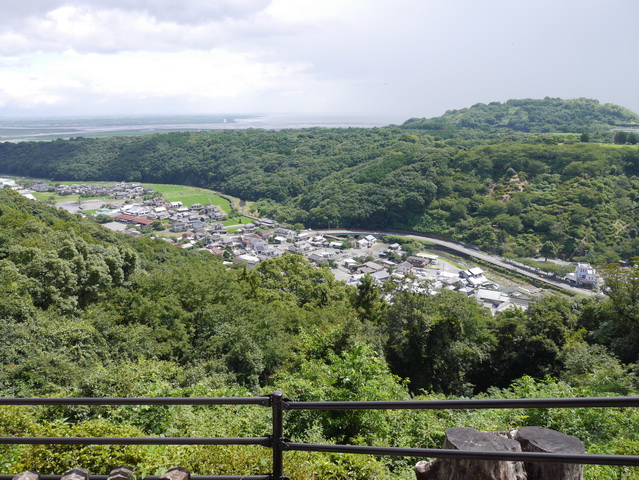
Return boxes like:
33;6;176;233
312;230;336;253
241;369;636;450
1;0;637;119
0;112;409;142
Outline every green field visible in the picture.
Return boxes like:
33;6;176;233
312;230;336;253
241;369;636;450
38;181;234;213
221;216;255;226
144;184;231;212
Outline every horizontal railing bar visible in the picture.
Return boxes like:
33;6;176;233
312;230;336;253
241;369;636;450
0;476;272;480
0;397;270;406
0;437;272;446
284;396;639;410
284;443;639;466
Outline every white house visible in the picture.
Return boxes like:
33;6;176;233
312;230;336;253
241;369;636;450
567;263;601;288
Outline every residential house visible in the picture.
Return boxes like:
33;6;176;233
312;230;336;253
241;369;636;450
372;270;391;283
275;228;296;240
209;223;227;234
416;253;439;263
394;261;413;275
356;238;370;249
567;263;601;288
460;267;489;287
407;256;429;268
233;254;260;269
170;221;189;232
258;218;276;227
309;235;329;247
362;261;385;272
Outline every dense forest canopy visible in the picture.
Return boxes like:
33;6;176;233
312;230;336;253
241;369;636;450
403;97;639;133
2;98;639;477
0;188;638;477
2;98;639;262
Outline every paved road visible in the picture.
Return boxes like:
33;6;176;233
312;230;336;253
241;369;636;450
317;229;596;296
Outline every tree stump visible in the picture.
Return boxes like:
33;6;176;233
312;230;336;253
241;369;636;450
108;466;135;480
416;427;527;480
515;426;584;480
12;472;39;480
160;467;190;480
61;469;89;480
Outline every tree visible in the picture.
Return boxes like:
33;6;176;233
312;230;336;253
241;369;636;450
614;131;628;144
540;241;557;261
485;296;579;389
383;290;495;394
593;263;639;362
274;339;409;444
94;214;112;224
352;273;386;323
151;220;164;231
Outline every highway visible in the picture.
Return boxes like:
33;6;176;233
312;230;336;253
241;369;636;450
316;229;596;296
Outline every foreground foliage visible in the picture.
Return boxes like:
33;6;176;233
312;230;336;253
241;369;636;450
0;190;638;478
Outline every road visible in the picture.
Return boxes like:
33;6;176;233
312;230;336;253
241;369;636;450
316;229;596;296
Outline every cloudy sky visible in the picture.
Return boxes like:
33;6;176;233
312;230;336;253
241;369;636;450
1;0;638;120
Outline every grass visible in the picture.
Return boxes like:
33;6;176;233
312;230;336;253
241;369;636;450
36;181;234;213
142;184;231;212
221;216;255;226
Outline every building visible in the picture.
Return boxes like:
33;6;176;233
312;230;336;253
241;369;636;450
567;263;601;288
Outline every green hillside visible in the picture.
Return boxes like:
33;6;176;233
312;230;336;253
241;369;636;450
2;98;639;262
403;97;639;133
0;186;639;477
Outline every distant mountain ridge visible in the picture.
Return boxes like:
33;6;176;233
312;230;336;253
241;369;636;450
403;97;639;133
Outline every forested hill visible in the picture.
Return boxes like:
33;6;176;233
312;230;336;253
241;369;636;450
2;98;639;262
1;188;639;477
402;97;639;133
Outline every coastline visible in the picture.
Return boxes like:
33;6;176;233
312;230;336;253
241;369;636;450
0;113;406;142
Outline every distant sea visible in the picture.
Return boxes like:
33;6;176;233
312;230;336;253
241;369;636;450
0;114;407;142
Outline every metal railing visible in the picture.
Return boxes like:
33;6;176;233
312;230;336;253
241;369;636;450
0;392;638;479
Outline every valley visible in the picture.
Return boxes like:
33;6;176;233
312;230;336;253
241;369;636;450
1;98;638;478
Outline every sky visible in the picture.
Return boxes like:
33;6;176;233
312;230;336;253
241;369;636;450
0;0;638;121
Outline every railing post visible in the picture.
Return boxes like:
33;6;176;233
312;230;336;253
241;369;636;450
271;391;284;480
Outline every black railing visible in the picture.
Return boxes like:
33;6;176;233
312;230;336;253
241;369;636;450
0;392;638;479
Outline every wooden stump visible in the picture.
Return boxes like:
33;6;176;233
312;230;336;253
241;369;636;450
515;426;584;480
12;472;40;480
61;469;89;480
416;427;527;480
108;466;135;480
160;467;190;480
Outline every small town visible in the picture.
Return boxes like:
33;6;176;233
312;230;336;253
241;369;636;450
12;180;603;317
1;4;637;476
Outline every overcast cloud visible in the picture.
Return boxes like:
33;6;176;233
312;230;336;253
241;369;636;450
0;0;637;119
